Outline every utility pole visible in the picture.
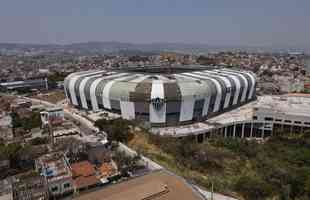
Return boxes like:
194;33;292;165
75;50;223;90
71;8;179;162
45;77;49;90
211;181;214;200
287;184;291;200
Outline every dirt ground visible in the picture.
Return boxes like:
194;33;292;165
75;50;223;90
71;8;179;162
30;90;65;104
75;170;203;200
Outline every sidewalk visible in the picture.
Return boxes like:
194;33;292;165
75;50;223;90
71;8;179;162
193;185;239;200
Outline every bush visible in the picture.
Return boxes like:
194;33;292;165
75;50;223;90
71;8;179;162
133;131;310;199
10;111;42;131
234;175;272;200
112;151;141;175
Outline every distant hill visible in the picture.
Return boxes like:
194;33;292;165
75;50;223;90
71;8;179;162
0;41;308;55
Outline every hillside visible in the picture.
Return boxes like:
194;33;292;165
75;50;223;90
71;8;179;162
128;131;310;200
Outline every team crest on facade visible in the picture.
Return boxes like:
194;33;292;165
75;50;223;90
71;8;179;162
151;97;164;110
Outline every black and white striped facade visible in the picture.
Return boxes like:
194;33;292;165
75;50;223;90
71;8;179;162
64;67;256;126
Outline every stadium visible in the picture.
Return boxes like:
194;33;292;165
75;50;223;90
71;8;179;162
64;65;256;127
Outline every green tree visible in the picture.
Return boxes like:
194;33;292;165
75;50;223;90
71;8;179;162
94;118;133;143
10;112;22;128
113;151;141;175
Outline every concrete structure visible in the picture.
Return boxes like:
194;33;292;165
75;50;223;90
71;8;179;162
10;99;32;112
152;94;310;141
0;114;13;142
12;172;49;200
0;159;10;171
0;78;48;91
36;152;74;197
51;121;80;138
64;65;256;127
40;107;64;127
0;179;13;200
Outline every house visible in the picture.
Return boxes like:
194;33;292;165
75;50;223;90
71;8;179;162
36;152;74;197
67;133;110;165
0;114;13;142
87;146;111;165
10;100;32;113
0;178;13;200
40;107;64;127
71;161;100;192
98;161;119;184
0;159;10;171
12;171;49;200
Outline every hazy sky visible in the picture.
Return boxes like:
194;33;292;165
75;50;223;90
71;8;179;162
0;0;309;47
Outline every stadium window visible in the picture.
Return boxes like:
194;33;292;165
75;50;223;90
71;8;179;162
275;119;282;122
149;76;158;80
284;120;292;123
304;122;310;125
253;116;258;120
294;121;301;124
264;117;273;121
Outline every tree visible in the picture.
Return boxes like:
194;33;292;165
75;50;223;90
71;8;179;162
113;151;141;175
94;118;133;143
10;111;41;132
47;72;68;88
234;175;272;200
10;112;22;128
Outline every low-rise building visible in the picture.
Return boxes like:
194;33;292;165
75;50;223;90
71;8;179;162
0;78;48;92
0;178;13;200
0;159;10;172
10;99;32;113
152;94;310;141
0;114;13;142
51;121;80;138
12;171;49;200
40;107;64;127
98;161;119;184
36;152;74;197
71;161;100;192
87;145;111;165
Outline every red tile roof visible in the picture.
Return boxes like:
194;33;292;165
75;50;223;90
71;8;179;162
99;162;116;178
71;161;96;178
71;161;100;189
73;175;100;189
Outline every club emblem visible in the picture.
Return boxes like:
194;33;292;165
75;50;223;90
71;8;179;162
151;97;164;110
